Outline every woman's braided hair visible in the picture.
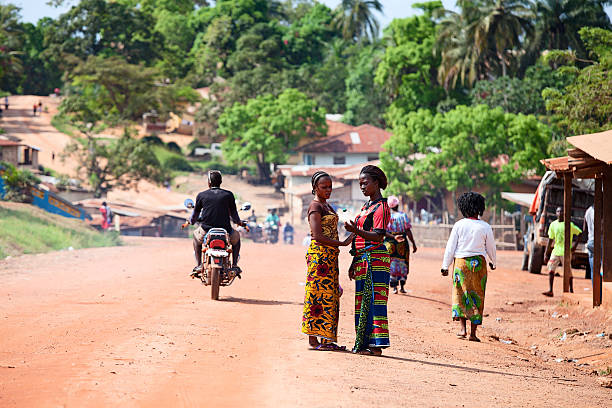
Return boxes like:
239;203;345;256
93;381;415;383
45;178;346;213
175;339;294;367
311;171;331;195
360;165;388;190
457;192;486;218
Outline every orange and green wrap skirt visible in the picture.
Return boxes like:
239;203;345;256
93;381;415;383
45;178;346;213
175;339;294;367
352;244;391;351
302;241;341;342
452;256;488;325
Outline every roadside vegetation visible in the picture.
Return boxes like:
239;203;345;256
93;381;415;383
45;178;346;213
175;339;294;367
0;202;120;259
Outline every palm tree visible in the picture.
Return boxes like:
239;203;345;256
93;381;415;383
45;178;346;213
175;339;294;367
526;0;612;64
0;5;24;84
333;0;383;42
436;0;534;89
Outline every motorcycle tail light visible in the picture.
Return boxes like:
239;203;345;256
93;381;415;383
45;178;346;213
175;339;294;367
214;258;222;264
209;239;226;249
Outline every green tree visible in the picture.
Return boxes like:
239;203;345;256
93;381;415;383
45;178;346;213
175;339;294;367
0;4;23;89
218;89;326;182
524;0;611;70
44;0;161;66
437;0;534;88
543;27;612;136
471;61;575;115
61;129;166;198
344;44;387;126
333;0;383;42
376;2;445;119
64;55;198;122
381;104;550;207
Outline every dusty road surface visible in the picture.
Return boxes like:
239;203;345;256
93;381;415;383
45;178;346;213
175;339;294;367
1;238;611;407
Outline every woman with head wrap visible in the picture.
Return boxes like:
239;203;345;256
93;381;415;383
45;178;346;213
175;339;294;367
344;165;391;356
441;192;497;342
302;171;354;351
384;196;417;294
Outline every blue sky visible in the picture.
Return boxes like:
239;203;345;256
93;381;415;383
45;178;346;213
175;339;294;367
13;0;612;28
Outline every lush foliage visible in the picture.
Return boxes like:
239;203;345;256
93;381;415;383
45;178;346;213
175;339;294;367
61;129;166;197
543;27;612;135
0;162;40;203
381;105;551;205
218;88;326;181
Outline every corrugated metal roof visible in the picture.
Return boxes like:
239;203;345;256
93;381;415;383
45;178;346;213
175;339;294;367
299;124;391;154
567;129;612;164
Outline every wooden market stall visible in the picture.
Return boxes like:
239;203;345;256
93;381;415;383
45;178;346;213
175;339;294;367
541;130;612;307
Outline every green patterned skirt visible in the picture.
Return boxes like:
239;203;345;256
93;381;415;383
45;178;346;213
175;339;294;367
451;256;488;325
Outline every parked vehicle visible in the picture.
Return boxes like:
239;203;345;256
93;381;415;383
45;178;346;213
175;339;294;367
523;171;593;274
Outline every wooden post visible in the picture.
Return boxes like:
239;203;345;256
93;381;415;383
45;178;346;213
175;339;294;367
563;172;572;293
593;177;603;307
603;167;612;283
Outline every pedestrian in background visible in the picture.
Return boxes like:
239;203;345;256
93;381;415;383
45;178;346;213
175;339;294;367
441;192;496;342
33;104;37;116
384;195;417;294
543;207;581;296
584;205;603;295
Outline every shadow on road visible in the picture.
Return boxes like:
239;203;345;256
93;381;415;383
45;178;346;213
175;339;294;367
380;355;576;382
222;296;302;306
404;294;450;306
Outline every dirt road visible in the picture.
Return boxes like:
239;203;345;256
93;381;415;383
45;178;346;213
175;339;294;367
1;238;610;407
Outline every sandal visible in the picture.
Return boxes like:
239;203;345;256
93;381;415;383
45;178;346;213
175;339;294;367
355;348;382;356
312;343;346;352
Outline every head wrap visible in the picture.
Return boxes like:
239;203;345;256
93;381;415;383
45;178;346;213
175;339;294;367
387;195;400;209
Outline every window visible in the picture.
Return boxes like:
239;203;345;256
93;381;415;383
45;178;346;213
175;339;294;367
367;155;379;162
304;154;314;165
333;156;346;165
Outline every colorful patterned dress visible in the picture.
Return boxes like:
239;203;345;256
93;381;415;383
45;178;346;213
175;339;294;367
302;203;341;343
384;211;412;286
351;198;391;352
452;256;487;325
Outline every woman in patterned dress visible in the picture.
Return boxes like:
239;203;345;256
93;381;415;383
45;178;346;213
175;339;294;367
384;196;417;294
345;165;391;356
302;171;354;351
441;192;496;342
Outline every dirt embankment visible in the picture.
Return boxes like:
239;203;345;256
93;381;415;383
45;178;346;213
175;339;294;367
0;238;610;407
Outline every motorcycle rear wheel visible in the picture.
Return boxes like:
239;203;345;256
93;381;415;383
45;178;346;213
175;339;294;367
210;267;221;300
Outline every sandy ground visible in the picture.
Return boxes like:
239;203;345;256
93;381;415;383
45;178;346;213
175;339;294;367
1;238;611;407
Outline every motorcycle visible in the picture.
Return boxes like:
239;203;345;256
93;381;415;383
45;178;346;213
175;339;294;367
246;221;264;242
264;222;279;244
182;199;251;300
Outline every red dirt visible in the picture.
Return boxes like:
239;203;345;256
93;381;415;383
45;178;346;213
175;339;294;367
1;238;611;407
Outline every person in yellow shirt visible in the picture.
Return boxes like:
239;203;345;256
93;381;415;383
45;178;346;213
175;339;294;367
542;207;582;297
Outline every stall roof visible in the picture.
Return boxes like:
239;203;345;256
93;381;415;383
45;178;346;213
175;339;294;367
501;192;535;208
567;129;612;165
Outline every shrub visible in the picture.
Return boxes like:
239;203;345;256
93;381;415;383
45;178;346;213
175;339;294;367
143;135;164;145
164;156;193;171
0;162;40;203
166;141;181;153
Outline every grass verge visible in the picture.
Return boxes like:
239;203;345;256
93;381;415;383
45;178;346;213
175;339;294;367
0;202;121;258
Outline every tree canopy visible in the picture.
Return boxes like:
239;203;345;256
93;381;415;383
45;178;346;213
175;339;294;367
218;88;326;181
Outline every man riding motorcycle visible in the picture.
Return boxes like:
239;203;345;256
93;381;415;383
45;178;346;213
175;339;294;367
188;170;247;276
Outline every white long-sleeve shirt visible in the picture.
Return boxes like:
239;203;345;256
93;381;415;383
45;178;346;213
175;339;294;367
441;218;497;270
